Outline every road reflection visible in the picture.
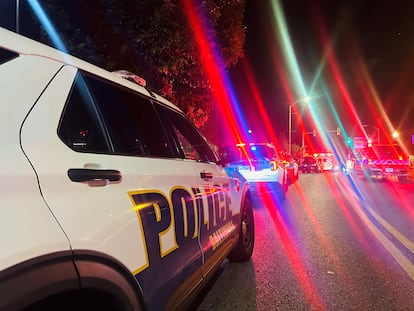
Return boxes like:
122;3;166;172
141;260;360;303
197;173;414;310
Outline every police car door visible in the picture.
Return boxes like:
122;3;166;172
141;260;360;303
158;106;236;278
20;67;203;310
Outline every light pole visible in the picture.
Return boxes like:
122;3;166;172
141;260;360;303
16;0;20;33
392;131;399;139
288;96;311;155
288;103;294;155
362;124;380;144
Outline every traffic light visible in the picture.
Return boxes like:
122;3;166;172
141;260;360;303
337;127;341;136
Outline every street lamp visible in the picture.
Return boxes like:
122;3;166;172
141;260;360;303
392;131;399;139
288;96;311;155
362;124;380;144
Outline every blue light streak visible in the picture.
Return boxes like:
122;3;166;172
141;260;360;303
27;0;67;53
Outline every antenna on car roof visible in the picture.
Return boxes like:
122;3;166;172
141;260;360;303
112;70;146;87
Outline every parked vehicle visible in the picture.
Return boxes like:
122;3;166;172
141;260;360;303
351;144;410;182
314;152;338;171
300;156;321;173
0;27;255;311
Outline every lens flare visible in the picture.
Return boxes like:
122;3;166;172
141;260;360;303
27;0;67;53
182;0;251;145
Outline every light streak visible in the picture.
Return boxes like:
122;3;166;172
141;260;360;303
337;178;414;281
26;0;67;53
182;0;250;145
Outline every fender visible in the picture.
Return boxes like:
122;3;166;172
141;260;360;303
0;251;78;310
0;250;143;310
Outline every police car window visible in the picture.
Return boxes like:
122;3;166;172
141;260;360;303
58;75;111;154
84;73;173;158
0;48;18;65
161;107;217;163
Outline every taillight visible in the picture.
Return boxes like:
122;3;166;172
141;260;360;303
270;161;278;171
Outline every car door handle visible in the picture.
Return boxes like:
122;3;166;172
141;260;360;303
68;168;122;183
200;171;213;179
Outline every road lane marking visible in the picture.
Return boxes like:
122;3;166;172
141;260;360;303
352;203;414;281
336;176;414;281
368;207;414;254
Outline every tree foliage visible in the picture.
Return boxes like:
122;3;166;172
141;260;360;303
31;0;246;127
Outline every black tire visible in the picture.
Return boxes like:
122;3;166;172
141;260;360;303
25;289;136;311
228;194;255;262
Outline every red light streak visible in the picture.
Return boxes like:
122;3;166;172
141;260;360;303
258;190;327;310
239;58;283;148
289;176;367;291
182;0;246;145
265;30;322;154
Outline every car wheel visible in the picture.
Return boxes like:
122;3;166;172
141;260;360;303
228;194;255;262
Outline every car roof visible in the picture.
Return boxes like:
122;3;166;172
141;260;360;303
0;27;181;113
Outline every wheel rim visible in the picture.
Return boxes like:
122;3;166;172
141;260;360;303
241;210;252;248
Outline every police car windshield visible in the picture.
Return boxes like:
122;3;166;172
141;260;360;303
220;144;277;162
239;145;277;160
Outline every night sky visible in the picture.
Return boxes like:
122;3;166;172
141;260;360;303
230;0;414;149
1;0;413;149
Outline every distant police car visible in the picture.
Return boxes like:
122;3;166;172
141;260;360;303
352;144;410;182
0;27;254;311
219;143;288;200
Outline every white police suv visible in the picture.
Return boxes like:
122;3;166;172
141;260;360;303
219;143;288;200
0;27;254;311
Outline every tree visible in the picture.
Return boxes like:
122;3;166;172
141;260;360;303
290;143;306;160
28;0;246;128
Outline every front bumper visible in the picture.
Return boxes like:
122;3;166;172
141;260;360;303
370;166;409;178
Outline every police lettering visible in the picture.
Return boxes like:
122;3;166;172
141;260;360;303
129;184;234;273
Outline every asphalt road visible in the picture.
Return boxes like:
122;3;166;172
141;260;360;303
195;172;414;311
